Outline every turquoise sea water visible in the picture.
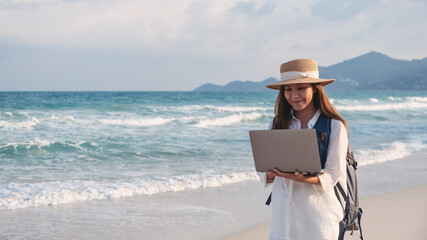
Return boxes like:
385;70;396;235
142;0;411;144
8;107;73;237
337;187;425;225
0;91;426;211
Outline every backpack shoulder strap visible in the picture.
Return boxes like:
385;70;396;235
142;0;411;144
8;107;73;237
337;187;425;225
313;113;331;132
313;113;332;168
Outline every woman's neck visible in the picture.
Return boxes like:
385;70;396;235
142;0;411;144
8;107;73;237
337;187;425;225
294;103;317;129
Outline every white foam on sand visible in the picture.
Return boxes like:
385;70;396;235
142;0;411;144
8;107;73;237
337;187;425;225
0;171;259;210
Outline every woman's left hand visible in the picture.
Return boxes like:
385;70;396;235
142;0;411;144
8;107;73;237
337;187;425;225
272;169;305;182
272;168;320;185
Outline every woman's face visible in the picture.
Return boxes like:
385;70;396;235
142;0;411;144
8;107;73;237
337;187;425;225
284;83;315;112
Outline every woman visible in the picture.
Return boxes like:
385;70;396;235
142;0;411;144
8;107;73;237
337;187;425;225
259;59;348;240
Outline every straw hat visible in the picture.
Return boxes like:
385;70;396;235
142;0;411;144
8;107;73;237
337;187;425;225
266;59;335;90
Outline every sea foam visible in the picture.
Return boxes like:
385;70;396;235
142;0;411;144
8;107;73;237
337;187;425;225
98;117;173;127
0;118;40;129
333;96;427;111
0;139;99;155
336;101;427;111
207;106;270;112
195;113;264;128
0;171;259;210
356;141;426;166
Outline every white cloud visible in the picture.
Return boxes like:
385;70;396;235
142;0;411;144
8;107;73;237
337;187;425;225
311;0;378;21
0;0;194;49
0;0;426;90
230;0;276;17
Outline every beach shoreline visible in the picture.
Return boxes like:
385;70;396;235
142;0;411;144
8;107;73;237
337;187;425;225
222;183;427;240
0;152;426;240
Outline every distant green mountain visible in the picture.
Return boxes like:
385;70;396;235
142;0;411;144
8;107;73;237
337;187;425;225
320;51;427;90
193;77;278;92
193;52;427;91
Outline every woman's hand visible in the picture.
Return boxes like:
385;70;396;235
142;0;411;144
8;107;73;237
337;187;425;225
271;168;321;185
266;170;276;183
273;169;305;182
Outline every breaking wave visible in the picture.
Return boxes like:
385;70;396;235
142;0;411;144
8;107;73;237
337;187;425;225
0;171;258;210
356;141;426;166
195;113;265;128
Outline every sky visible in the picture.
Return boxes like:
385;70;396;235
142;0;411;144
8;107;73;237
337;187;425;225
1;0;426;91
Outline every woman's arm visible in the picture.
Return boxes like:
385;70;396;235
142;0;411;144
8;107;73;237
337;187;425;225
271;169;320;185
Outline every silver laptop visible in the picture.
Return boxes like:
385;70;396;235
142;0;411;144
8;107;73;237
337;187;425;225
249;129;321;173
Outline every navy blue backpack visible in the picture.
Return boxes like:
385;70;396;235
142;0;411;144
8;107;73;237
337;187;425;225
266;114;363;240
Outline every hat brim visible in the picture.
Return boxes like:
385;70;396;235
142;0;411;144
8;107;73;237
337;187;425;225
266;78;335;90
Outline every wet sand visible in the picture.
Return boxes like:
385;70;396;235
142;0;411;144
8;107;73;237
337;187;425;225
222;184;427;240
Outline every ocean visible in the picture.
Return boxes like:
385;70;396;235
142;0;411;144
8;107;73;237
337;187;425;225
1;91;426;239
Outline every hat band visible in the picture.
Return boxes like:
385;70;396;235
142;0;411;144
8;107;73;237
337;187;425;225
280;71;319;81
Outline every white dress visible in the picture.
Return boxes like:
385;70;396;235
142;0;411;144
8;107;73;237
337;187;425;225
258;110;348;240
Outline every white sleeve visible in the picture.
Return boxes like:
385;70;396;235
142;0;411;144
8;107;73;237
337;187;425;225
257;171;273;187
256;118;275;187
267;119;274;130
314;119;348;193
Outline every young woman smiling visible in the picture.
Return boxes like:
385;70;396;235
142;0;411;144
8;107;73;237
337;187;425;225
258;59;349;240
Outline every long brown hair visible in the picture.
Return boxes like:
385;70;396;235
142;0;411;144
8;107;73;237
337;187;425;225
272;84;349;134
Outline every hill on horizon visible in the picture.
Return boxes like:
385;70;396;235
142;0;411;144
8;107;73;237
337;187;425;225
193;51;427;91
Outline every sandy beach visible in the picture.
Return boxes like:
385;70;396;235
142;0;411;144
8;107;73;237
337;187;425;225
1;153;426;239
222;184;427;240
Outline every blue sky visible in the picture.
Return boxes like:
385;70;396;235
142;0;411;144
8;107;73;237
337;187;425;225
1;0;426;91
